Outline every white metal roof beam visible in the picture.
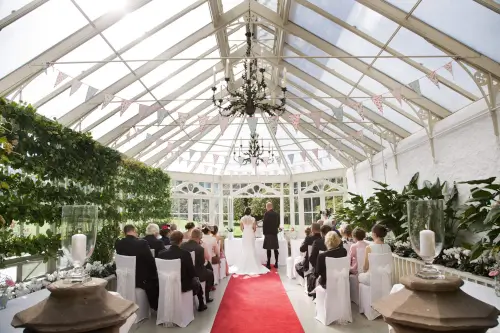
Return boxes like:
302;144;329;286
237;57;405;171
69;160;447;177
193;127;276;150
278;120;322;171
0;0;153;97
249;1;452;118
474;0;500;14
34;0;207;109
209;0;234;82
295;0;478;102
58;1;249;126
272;0;292;87
357;0;500;80
0;0;50;30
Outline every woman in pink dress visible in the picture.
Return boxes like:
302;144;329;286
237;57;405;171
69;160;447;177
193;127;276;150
349;227;368;275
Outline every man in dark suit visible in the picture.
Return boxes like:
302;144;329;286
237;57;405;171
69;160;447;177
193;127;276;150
307;224;332;297
158;231;207;312
180;228;214;304
295;222;322;290
262;201;280;269
115;224;159;311
143;223;165;258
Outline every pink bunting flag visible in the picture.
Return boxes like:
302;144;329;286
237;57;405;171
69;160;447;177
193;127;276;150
213;154;219;165
444;61;454;78
120;100;133;116
391;86;402;106
177;112;188;129
289;114;300;131
312;148;319;159
102;94;114;109
372;95;384;113
300;151;307;162
219;116;229;135
426;71;440;88
198;115;209;133
309;111;322;128
54;72;68;88
139;104;150;118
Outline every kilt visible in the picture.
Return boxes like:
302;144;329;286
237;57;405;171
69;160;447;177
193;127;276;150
263;234;279;250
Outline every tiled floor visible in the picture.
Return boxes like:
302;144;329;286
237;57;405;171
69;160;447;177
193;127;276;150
132;269;388;333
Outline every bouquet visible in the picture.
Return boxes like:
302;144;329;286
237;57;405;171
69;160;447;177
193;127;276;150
0;273;15;293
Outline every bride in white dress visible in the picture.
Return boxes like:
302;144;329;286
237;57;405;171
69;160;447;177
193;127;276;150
229;207;270;275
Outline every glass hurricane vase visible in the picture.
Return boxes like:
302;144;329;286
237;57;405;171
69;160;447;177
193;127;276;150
59;205;98;284
407;199;445;279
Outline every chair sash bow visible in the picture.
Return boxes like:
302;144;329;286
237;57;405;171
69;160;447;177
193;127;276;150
116;268;134;302
330;268;351;324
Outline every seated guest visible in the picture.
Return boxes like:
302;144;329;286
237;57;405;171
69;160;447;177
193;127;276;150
158;231;207;311
180;228;214;303
358;224;392;285
170;223;177;232
304;226;312;237
316;231;348;289
295;223;322;291
143;223;165;257
316;220;324;226
183;222;196;240
202;225;220;259
342;224;354;251
309;224;333;272
115;224;159;311
212;225;228;276
349;227;368;275
159;225;171;246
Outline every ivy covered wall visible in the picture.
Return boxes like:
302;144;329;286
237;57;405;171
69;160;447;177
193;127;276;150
0;99;171;266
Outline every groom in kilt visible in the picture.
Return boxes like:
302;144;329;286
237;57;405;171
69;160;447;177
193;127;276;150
263;201;280;269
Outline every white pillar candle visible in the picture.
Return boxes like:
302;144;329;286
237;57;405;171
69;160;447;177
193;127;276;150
72;233;87;265
225;59;230;78
419;230;435;258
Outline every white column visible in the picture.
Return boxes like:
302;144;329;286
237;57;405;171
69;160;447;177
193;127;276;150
289;181;295;228
320;194;326;212
298;195;305;233
188;198;193;222
280;195;284;228
228;197;234;229
218;184;224;229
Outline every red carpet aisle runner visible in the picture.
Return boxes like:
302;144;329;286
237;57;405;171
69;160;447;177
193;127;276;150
210;268;305;333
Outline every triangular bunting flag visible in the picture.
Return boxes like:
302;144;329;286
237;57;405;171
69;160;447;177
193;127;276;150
269;116;278;136
408;80;422;96
178;112;189;129
189;150;195;159
213;154;219;165
289;114;300;131
204;165;209;173
300;151;307;162
102;94;114;109
332;106;343;122
165;142;173;154
198;115;209;133
85;86;98;102
54;72;68;88
120;100;133;116
426;71;440;88
146;133;152;139
312;148;319;159
238;156;244;165
219;116;229;135
372;95;384;113
288;154;295;164
69;79;83;96
139;104;150;118
251;157;257;167
309;111;322;128
444;61;454;78
247;117;258;134
391;86;403;106
157;108;168;124
263;157;269;166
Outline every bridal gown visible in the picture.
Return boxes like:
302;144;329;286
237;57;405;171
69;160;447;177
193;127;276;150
229;215;270;275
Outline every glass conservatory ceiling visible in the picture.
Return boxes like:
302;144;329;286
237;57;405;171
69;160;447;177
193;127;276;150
1;0;499;176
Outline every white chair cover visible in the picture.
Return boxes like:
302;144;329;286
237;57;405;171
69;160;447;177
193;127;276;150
314;257;352;326
290;239;302;259
303;245;314;293
349;247;366;306
155;258;194;328
190;251;195;265
151;249;155;257
359;253;393;320
220;258;227;279
115;254;150;323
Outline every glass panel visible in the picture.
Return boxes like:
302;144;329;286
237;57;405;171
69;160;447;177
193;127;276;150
384;0;418;12
0;0;87;79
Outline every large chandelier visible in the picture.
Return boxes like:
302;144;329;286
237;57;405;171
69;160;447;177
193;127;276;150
233;132;275;166
212;9;287;118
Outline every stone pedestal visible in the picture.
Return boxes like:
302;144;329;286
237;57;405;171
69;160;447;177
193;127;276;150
373;275;500;333
11;278;137;333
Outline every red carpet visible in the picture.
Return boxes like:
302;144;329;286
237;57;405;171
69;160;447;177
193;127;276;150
210;268;305;333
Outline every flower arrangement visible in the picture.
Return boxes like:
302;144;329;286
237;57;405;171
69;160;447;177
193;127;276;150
1;273;15;295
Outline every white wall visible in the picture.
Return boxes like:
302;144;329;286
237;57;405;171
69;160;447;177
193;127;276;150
346;99;500;202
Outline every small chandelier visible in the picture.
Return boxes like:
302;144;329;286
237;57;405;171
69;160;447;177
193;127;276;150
212;9;287;118
233;132;275;166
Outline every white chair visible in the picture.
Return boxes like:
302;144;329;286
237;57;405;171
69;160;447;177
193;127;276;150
212;242;221;284
115;254;150;323
349;247;365;306
220;258;227;279
155;258;194;328
287;239;303;279
359;253;393;320
304;245;313;293
315;257;352;325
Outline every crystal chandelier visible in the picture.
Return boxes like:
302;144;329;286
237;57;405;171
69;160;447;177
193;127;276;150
212;6;287;118
233;132;275;166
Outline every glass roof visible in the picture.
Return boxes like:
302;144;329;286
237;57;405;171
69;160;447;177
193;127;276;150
1;0;498;177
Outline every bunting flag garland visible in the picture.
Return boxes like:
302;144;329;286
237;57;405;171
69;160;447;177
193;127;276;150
213;154;219;165
198;115;209;133
69;79;83;96
85;86;98;102
219;115;229;135
408;80;422;96
269;116;278;136
102;94;114;109
189;150;195;159
139;104;149;118
238;156;244;165
300;151;307;162
54;72;68;88
288;154;294;164
332;106;343;122
247;117;258;134
289;114;300;131
157;108;168;124
444;61;454;78
426;71;440;88
178;112;189;129
372;95;384;113
251;157;257;167
391;86;403;106
165;142;173;154
262;156;269;166
312;148;319;159
204;165;209;173
120;100;133;116
309;111;322;128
